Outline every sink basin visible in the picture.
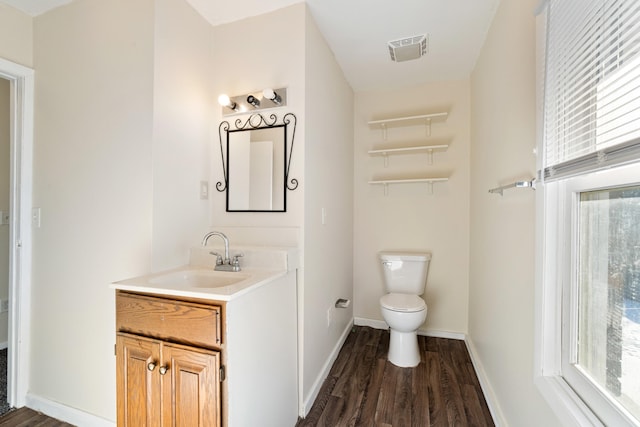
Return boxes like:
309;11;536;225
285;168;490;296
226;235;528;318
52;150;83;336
112;252;293;300
149;269;249;289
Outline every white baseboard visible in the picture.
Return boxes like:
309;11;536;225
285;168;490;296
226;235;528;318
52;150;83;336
25;393;115;427
302;320;353;416
353;316;386;330
464;336;505;426
353;316;466;341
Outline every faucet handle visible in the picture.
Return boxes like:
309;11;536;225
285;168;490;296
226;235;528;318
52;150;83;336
232;253;244;271
209;251;223;265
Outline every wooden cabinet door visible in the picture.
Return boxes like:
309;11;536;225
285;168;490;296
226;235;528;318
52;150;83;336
116;333;162;426
161;343;221;427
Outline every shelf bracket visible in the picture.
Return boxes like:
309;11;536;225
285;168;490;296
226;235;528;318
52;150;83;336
382;152;389;167
425;118;432;137
383;183;389;196
427;181;434;195
427;148;433;165
381;123;388;141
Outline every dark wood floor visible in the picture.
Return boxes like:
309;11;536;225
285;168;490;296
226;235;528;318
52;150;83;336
0;326;493;427
0;408;73;426
297;326;494;427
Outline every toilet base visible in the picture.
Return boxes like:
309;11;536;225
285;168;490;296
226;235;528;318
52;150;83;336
388;329;420;368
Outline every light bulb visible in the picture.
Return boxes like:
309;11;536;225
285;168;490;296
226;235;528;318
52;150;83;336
217;94;237;110
262;88;275;99
262;88;282;105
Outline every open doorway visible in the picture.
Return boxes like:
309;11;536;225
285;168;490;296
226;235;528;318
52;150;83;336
0;57;34;412
0;76;10;416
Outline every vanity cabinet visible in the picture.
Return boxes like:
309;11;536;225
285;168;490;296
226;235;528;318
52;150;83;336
116;291;223;427
112;250;300;426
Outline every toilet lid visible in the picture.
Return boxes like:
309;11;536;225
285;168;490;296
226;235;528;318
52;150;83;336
380;293;426;312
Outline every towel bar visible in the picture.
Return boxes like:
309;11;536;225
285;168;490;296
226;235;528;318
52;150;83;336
489;179;536;196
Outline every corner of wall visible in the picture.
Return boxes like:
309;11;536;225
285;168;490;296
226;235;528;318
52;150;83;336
464;335;507;426
468;0;562;424
0;5;33;67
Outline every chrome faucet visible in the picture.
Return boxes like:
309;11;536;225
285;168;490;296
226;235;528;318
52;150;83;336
202;231;242;272
202;231;230;264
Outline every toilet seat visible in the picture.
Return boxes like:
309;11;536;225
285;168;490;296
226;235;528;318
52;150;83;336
380;293;426;313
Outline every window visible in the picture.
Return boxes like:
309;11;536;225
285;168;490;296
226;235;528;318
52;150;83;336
575;185;640;421
538;0;640;425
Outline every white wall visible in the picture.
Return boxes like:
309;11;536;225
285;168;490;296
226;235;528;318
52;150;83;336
32;0;155;420
209;4;355;415
353;81;470;336
0;78;8;346
210;5;305;233
0;4;32;68
151;0;213;270
302;5;354;410
7;0;567;424
468;0;561;425
30;0;216;421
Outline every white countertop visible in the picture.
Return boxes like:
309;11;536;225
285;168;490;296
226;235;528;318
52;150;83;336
110;265;287;302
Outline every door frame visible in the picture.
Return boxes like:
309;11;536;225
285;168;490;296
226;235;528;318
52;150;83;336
0;57;33;409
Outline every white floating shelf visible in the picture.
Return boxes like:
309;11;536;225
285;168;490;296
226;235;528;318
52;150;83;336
368;144;449;166
368;178;449;184
368;177;449;195
368;113;448;127
367;145;448;155
368;112;448;139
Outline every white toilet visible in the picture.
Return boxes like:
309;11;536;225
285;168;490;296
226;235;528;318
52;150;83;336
379;251;431;368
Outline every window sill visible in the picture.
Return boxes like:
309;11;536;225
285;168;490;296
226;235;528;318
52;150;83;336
535;375;604;427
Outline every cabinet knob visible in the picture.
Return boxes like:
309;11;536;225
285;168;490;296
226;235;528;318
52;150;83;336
147;362;156;371
159;365;169;375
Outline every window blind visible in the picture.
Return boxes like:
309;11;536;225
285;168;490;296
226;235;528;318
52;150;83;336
542;0;640;181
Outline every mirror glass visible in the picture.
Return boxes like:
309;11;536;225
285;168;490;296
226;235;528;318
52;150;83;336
227;126;286;212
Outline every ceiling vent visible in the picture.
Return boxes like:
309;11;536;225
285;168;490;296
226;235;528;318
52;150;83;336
388;34;428;62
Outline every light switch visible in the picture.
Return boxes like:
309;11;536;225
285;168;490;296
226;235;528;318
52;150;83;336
200;181;209;200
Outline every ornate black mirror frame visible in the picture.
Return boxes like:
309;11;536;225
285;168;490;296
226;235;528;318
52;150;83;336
217;113;298;212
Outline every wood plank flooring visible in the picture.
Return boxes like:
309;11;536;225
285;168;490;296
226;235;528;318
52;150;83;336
0;326;493;427
0;407;73;426
297;326;494;427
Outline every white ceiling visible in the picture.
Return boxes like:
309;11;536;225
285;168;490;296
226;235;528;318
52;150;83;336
0;0;499;91
0;0;71;16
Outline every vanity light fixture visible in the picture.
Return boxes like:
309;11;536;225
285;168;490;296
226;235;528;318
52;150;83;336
262;88;282;105
217;94;238;111
218;88;287;116
247;95;260;108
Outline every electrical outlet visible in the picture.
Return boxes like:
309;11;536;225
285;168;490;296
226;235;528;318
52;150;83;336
32;207;41;228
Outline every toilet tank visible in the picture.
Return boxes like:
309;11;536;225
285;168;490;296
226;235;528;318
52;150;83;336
379;251;431;294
